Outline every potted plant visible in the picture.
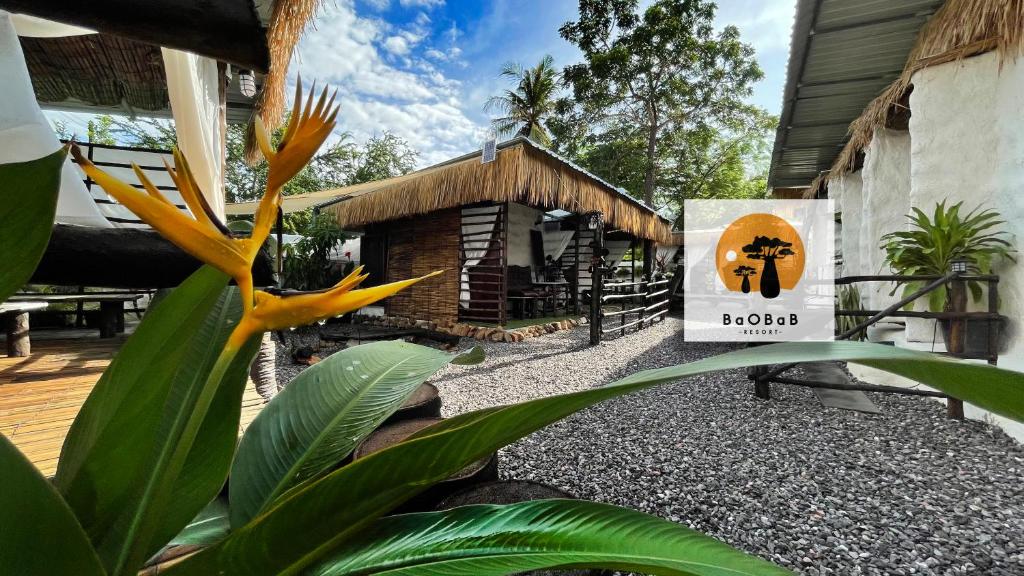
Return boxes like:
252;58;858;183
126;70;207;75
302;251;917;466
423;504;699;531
835;285;867;341
880;200;1015;356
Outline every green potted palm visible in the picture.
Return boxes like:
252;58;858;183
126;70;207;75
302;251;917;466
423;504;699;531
880;201;1015;357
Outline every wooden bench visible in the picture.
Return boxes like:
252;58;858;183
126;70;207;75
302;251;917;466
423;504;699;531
6;294;142;344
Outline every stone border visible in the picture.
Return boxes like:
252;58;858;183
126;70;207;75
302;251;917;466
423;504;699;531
352;314;587;343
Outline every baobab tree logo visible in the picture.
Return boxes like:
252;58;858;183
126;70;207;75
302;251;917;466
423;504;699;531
733;265;757;293
742;237;796;298
716;214;805;299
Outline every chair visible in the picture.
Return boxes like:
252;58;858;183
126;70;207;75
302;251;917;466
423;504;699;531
507;265;552;319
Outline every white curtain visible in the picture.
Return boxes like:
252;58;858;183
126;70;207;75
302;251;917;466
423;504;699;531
162;48;225;220
604;240;633;269
459;206;499;307
0;11;111;228
541;230;574;261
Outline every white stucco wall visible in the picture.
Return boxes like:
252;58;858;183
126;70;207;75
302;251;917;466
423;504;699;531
831;172;865;281
909;51;1024;374
861;128;911;310
847;51;1024;442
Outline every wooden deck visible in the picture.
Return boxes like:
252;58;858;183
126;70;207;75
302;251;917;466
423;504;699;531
0;338;267;476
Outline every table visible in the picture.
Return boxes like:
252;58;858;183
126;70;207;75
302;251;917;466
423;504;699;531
532;280;571;314
8;294;141;339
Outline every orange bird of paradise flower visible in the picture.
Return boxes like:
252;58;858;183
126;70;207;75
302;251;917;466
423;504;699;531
72;81;441;352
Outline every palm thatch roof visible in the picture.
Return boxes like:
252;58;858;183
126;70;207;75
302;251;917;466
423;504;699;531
825;0;1024;186
8;0;320;131
254;138;673;243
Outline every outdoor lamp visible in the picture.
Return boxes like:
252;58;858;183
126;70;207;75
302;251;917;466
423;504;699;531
239;69;257;98
586;211;603;230
950;258;969;274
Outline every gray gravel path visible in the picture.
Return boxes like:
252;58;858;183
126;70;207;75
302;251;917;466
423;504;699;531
435;316;1024;576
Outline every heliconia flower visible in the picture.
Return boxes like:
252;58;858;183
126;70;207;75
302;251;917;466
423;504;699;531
227;268;443;350
71;81;341;309
251;81;338;253
71;144;256;300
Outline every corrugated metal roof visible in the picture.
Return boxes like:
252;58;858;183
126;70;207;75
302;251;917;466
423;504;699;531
768;0;944;189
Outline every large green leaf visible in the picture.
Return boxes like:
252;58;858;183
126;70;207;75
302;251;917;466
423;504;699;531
170;341;1024;575
168;498;230;548
53;266;259;575
230;342;483;527
310;499;790;576
0;433;105;575
0;149;65;302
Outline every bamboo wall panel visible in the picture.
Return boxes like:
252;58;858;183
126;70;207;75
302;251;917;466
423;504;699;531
384;208;460;323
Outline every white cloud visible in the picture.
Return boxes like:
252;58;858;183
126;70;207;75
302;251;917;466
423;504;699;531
363;0;389;9
294;0;483;166
383;35;411;55
399;0;444;8
716;0;795;53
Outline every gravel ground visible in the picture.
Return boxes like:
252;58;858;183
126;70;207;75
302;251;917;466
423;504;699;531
430;316;1024;576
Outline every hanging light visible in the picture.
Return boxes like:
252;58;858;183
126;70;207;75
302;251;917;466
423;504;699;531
238;69;257;98
586;211;603;231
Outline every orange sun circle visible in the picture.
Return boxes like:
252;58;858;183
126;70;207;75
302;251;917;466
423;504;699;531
716;213;805;294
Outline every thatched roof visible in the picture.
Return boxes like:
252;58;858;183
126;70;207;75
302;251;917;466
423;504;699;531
9;0;320;131
4;0;270;70
826;0;1024;186
306;138;673;243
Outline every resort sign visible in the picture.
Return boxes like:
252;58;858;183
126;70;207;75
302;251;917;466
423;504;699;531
683;199;834;342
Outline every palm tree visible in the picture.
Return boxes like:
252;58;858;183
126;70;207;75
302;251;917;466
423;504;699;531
485;55;558;147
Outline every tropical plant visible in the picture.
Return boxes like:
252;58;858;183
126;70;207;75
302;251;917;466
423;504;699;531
59;112;418;206
6;85;1024;576
282;217;351;290
881;200;1015;312
485;55;559;147
836;285;866;341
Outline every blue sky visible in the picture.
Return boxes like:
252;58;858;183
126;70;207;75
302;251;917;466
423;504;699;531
48;0;795;167
293;0;795;165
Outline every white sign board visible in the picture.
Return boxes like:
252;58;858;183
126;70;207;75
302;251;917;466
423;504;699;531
683;199;835;342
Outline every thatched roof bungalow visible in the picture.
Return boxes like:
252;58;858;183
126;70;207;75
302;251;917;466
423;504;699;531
245;138;674;326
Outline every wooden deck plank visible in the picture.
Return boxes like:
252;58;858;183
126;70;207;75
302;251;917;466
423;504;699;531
0;337;268;475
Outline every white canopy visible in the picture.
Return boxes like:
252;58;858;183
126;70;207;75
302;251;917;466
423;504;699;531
0;11;110;228
0;10;226;226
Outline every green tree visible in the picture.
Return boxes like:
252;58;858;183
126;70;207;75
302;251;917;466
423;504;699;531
659;108;776;205
348;131;419;185
86;116;117;145
93;115;418;211
559;0;764;206
485;55;560;146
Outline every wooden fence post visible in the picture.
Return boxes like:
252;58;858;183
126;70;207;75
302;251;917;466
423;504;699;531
589;213;604;346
